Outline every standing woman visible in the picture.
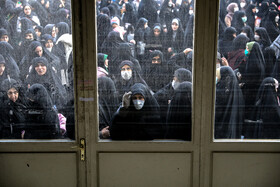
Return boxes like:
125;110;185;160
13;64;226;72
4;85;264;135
251;77;280;139
134;18;151;60
263;47;277;78
218;27;237;58
166;81;192;140
245;4;256;31
159;0;176;30
17;4;41;28
262;11;280;42
114;60;148;101
97;14;112;52
121;2;137;28
25;83;60;139
254;27;271;52
231;11;247;34
215;66;244;139
145;24;165;52
25;57;67;110
0;79;28;139
166;18;184;57
242;41;265;119
224;3;238;27
137;0;159;28
110;83;162;140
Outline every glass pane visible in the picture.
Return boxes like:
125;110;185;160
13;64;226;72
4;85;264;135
97;0;194;140
0;0;75;139
215;1;280;139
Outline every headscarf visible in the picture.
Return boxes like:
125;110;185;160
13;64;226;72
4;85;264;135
263;47;277;77
215;66;244;139
255;27;272;52
218;27;237;58
166;81;192;140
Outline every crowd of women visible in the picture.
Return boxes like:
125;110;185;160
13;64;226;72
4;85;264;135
97;0;280;140
0;0;73;139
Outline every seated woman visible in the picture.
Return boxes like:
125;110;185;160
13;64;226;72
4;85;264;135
0;79;28;139
25;57;67;110
165;81;192;140
25;83;60;139
110;83;162;140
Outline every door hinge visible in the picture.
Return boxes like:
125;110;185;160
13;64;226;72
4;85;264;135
80;138;85;161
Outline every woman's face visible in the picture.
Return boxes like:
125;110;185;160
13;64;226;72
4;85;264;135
152;55;161;64
25;33;34;41
154;28;161;37
0;35;9;42
45;40;53;48
121;64;131;72
132;94;145;101
0;63;5;75
52;27;57;38
35;46;43;57
7;87;18;102
35;62;47;76
24;6;32;16
172;22;179;31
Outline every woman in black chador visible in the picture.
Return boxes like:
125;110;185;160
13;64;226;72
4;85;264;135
25;57;67;110
0;54;19;84
263;47;277;78
250;77;280;139
114;60;148;101
231;11;246;34
262;11;280;42
142;50;170;92
97;14;112;53
254;27;271;52
110;83;162;140
137;0;159;28
0;79;28;139
218;27;236;59
165;81;192;140
98;76;118;139
0;42;20;78
215;66;244;139
25;83;60;139
242;42;265;119
245;4;256;31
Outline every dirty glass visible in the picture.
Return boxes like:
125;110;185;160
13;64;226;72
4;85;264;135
0;0;75;139
97;0;194;141
215;0;280;139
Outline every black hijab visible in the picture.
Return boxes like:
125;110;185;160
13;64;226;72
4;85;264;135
138;0;159;28
0;42;20;78
215;66;244;139
98;76;118;130
142;50;170;92
97;14;112;52
56;22;70;40
231;11;246;34
255;27;272;52
218;27;237;58
263;11;280;42
263;46;277;77
245;4;256;31
122;2;137;27
251;77;280;138
110;83;162;140
241;26;254;41
166;81;192;140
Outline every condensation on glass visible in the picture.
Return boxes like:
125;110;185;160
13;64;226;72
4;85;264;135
0;0;74;139
97;0;194;141
215;1;280;139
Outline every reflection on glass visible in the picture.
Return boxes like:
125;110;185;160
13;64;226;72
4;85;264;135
216;1;280;139
0;0;74;139
97;0;194;140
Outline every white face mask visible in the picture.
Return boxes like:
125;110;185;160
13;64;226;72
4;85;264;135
121;70;132;80
276;16;279;23
189;10;194;15
254;34;260;41
256;8;259;13
234;7;239;12
133;99;145;110
46;47;52;52
172;80;180;90
240;2;246;8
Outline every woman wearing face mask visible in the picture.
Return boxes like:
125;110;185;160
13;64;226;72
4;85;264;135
263;11;280;42
114;60;148;102
225;3;238;27
231;11;247;34
215;66;244;139
245;4;256;31
159;0;176;30
242;41;265;119
254;27;271;52
154;68;192;124
0;79;29;139
249;77;280;139
110;83;162;140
